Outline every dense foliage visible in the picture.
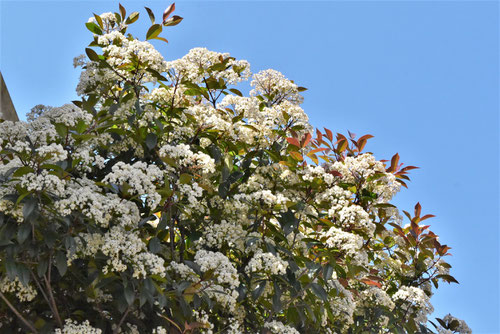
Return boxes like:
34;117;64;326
0;4;471;334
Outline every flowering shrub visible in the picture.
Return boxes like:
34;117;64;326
0;4;470;333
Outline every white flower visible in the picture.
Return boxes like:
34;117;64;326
245;251;288;276
263;320;299;334
55;319;102;334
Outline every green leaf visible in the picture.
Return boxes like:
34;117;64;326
55;251;67;277
323;264;334;281
310;282;328;301
145;133;157;150
146;24;162;40
23;197;38;219
124;283;135;305
229;88;243;97
125;12;140;24
436;274;459;284
144;7;155;24
85;22;103;35
93;13;104;29
252;281;266;300
272;282;282;312
148;237;161;253
17;222;31;244
179;173;192;185
13;166;34;178
85;48;100;62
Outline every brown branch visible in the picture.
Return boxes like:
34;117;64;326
44;256;63;328
113;306;131;334
0;291;38;333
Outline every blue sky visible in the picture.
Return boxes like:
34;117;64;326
1;0;498;332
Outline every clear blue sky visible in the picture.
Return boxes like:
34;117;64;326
1;1;498;332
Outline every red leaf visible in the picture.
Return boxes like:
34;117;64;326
324;128;333;142
286;137;300;147
301;133;312;148
360;278;382;288
420;214;435;221
316;128;323;142
348;130;356;139
414;202;422;218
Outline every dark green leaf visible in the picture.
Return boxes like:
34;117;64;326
323;264;334;281
252;281;266;300
85;22;103;35
310;282;328;301
17;223;31;244
144;7;155;24
85;48;100;62
23;197;38;219
145;133;157;150
148;237;161;253
55;251;67;277
229;88;243;97
124;283;135;305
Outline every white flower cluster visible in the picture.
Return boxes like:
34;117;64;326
160;143;215;174
147;85;189;109
55;319;102;334
337;205;375;235
330;154;401;203
197;220;246;251
245;251;288;276
167;261;198;282
103;161;163;208
166;47;250;84
234;189;289;208
438;314;472;334
323;227;367;266
56;181;140;228
103;37;167;80
194;250;239;288
19;170;66;198
41;104;93;127
75;226;165;278
250;69;303;105
392;286;434;323
263;321;300;334
327;279;356;327
0;276;37;302
359;287;395;310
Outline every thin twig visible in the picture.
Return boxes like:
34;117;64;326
44;256;63;328
113;306;131;334
0;291;38;333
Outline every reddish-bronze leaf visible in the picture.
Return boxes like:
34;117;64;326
289;151;303;161
360;278;382;288
286;137;300;147
301;133;312;148
414;202;422;218
324;128;333;142
316;128;323;142
163;3;176;23
420;214;435;221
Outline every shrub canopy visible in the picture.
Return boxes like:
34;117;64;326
0;4;470;334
